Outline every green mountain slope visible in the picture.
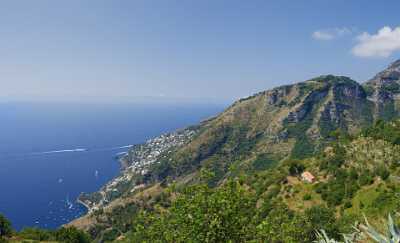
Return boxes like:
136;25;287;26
67;60;400;242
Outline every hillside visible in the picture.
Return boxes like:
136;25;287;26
66;60;400;242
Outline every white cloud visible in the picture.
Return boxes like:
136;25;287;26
312;27;352;41
312;31;334;40
352;26;400;58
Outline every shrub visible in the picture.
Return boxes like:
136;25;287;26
303;194;312;200
0;214;12;238
55;227;91;243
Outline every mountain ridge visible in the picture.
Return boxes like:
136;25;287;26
68;60;400;242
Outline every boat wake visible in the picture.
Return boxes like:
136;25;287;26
31;148;87;155
1;144;134;159
117;145;133;149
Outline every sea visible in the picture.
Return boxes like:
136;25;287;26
0;101;224;230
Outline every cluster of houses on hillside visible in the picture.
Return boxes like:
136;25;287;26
78;128;198;212
125;128;197;175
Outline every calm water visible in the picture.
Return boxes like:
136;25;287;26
0;102;223;230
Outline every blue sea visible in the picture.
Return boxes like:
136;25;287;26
0;101;223;230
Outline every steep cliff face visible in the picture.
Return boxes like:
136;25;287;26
364;59;400;120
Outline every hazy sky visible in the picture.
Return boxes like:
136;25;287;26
1;0;400;102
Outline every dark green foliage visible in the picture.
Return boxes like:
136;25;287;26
104;203;138;237
305;206;340;239
101;228;120;242
375;165;390;180
309;75;355;85
18;227;53;241
363;85;374;96
291;136;315;159
315;169;360;206
319;144;346;173
303;194;312;200
54;227;91;243
228;126;260;157
362;119;400;145
343;200;352;209
358;170;374;186
287;160;305;176
382;82;400;93
252;153;276;171
153;191;171;207
319;118;338;138
15;226;90;243
265;184;281;199
0;214;12;238
369;189;399;214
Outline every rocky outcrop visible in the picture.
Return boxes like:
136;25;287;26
364;59;400;120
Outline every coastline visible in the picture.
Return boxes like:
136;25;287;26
70;127;198;225
76;198;90;212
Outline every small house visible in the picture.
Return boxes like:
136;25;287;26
301;171;315;183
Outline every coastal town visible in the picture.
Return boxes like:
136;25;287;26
78;128;198;213
124;128;197;175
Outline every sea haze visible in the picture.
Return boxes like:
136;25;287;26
0;101;224;230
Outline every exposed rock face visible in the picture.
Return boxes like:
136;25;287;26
276;76;372;140
364;59;400;119
267;85;293;105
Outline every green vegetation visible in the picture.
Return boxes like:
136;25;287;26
362;119;400;145
115;119;400;242
0;215;90;243
0;214;12;242
252;153;277;171
122;180;349;243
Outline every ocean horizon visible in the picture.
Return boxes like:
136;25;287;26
0;101;224;230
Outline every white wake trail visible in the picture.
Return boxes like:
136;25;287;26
118;145;133;149
31;148;87;155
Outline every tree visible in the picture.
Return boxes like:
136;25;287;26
130;180;257;242
0;214;12;238
305;206;340;240
55;227;91;243
288;160;305;176
256;205;313;242
18;227;52;241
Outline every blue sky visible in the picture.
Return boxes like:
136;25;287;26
1;0;400;102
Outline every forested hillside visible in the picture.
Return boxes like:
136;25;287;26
115;119;400;242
